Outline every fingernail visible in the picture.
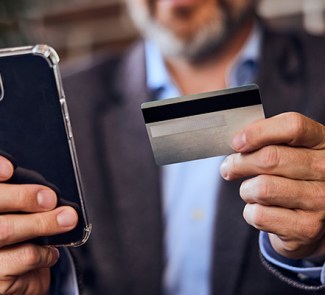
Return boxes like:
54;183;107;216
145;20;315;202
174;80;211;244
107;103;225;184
57;208;77;227
240;180;254;199
243;204;253;221
46;246;60;266
0;160;13;179
51;247;60;262
37;190;57;209
220;157;229;180
232;131;246;151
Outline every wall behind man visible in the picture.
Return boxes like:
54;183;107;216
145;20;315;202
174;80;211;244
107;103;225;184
0;0;324;63
0;0;137;60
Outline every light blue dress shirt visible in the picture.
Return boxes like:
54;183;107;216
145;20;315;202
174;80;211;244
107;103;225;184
145;24;325;295
145;25;261;295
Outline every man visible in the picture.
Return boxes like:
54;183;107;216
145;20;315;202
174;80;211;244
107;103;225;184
0;0;325;294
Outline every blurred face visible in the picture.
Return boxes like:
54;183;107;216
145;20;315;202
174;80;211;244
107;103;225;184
126;0;256;61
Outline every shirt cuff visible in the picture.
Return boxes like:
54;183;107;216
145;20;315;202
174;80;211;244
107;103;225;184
259;231;325;284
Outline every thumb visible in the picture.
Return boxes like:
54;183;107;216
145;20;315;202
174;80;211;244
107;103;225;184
231;112;325;153
0;156;14;181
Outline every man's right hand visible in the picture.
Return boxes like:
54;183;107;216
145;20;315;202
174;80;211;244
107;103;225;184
0;156;78;295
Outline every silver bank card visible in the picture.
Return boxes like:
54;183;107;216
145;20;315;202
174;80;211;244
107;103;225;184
141;84;265;165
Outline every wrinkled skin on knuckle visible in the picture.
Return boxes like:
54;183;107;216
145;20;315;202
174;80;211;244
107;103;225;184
299;213;325;243
0;245;51;295
15;187;28;210
256;146;280;172
285;112;307;145
313;182;325;209
0;278;23;295
311;152;325;181
32;213;54;237
269;233;303;258
279;239;322;259
22;245;42;269
279;240;303;258
244;123;262;148
27;269;50;295
0;216;11;248
299;182;324;210
276;213;325;258
0;271;49;295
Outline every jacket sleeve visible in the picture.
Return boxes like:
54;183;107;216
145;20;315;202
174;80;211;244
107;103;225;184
259;232;325;293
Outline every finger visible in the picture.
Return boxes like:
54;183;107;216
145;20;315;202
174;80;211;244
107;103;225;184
0;156;14;182
231;112;325;153
240;175;325;211
0;206;78;247
0;243;59;277
268;233;325;260
25;268;51;295
0;268;50;295
243;204;325;256
0;184;57;213
220;146;325;181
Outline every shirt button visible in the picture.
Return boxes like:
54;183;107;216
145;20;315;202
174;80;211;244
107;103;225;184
192;209;204;221
297;273;308;281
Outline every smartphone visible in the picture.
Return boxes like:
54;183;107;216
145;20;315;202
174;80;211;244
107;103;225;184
0;45;91;247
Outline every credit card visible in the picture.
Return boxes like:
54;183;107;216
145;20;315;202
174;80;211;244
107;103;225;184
141;84;265;165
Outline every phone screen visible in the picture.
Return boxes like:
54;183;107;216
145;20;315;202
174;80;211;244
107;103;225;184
0;47;90;246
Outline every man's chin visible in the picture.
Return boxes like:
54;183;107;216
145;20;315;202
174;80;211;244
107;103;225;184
127;0;252;62
144;17;227;62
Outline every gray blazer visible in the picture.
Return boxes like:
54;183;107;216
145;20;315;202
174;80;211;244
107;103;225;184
63;26;325;295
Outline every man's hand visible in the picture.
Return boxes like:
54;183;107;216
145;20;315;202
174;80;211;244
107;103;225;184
220;112;325;260
0;156;78;295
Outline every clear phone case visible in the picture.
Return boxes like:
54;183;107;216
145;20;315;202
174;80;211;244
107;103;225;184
0;45;91;246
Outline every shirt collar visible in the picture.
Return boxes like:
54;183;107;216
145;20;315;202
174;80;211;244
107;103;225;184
145;40;174;95
227;23;262;87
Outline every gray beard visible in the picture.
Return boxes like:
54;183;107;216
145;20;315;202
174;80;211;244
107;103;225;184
146;18;227;63
127;4;225;62
127;2;255;63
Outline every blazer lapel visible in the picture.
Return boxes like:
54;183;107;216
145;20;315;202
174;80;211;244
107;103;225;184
211;178;250;295
97;42;164;293
211;26;308;295
256;27;307;118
